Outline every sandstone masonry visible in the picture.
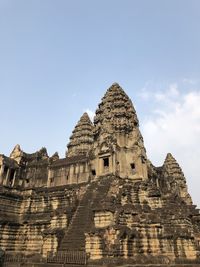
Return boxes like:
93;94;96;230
0;83;200;266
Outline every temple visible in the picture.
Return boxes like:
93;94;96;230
0;83;200;266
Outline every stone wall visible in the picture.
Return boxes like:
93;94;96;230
48;161;90;187
0;184;86;257
84;177;200;263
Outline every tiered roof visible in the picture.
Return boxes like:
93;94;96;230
94;83;139;135
66;112;94;157
163;153;186;182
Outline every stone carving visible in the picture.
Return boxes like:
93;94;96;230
10;144;23;163
50;152;59;162
94;83;139;136
161;153;192;204
66;112;94;157
0;83;199;266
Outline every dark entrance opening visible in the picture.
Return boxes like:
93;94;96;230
130;163;135;170
92;169;96;176
3;166;8;179
103;158;109;167
9;169;15;187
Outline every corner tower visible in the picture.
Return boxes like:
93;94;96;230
91;83;148;180
162;153;192;204
66;112;94;157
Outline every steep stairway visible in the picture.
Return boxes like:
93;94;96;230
131;184;140;205
59;176;113;251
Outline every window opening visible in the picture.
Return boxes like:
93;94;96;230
103;158;109;167
9;169;15;186
92;170;96;176
3;166;8;178
130;163;135;170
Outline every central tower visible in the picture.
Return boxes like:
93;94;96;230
90;83;148;180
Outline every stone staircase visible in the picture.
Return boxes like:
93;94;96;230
131;188;140;205
59;176;113;251
131;183;140;205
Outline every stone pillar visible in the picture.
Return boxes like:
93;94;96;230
11;170;17;187
47;168;51;187
112;153;117;175
4;168;10;186
77;164;80;183
96;157;100;177
69;165;73;184
156;178;159;188
0;165;4;185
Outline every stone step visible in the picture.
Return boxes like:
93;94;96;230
59;178;112;251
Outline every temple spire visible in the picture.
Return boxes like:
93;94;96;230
163;153;186;181
66;112;94;157
94;83;139;135
92;83;148;180
162;153;192;204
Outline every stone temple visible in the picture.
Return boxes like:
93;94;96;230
0;83;200;266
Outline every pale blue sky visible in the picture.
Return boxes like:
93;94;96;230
0;1;200;204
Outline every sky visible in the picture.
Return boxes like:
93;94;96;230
0;0;200;205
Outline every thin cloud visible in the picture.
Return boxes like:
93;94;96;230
139;83;200;206
139;88;151;100
182;78;197;85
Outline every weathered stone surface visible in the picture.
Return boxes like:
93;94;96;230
0;83;200;266
90;83;148;180
66;112;94;157
94;83;139;134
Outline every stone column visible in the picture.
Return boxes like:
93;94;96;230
156;178;159;188
47;168;51;187
96;157;100;177
11;170;17;187
112;153;116;175
4;168;10;186
77;164;80;184
0;165;4;185
69;165;73;184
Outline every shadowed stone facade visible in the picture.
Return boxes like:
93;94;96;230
0;83;200;266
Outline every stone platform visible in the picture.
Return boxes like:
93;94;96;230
3;263;200;267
